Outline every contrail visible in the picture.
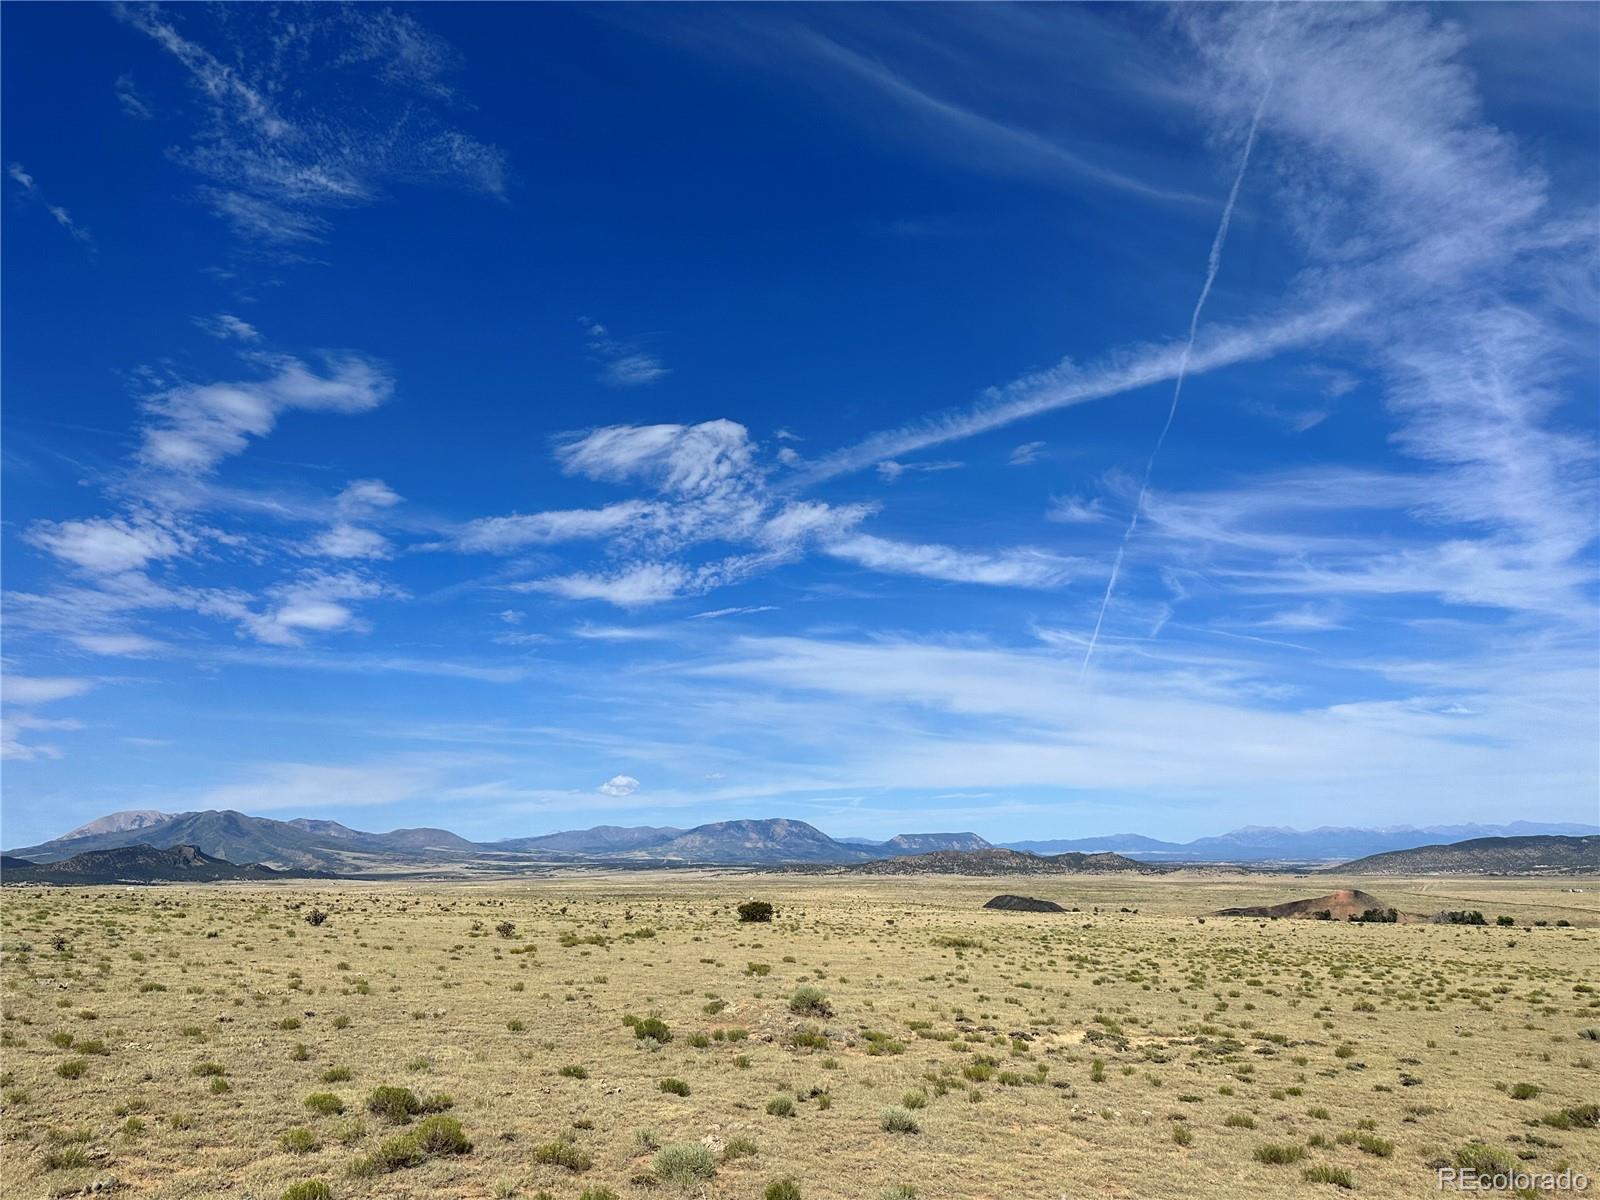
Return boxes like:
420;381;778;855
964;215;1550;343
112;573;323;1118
1079;70;1275;678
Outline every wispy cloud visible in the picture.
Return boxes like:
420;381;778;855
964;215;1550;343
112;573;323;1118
115;4;506;245
114;73;153;119
194;313;261;342
581;319;670;387
825;534;1081;589
7;162;94;250
136;354;392;473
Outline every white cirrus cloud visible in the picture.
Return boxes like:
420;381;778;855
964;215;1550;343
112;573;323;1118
824;534;1082;589
25;515;193;575
2;675;94;706
138;354;392;474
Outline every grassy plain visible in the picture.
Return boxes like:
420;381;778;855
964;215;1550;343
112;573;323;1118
2;871;1597;1199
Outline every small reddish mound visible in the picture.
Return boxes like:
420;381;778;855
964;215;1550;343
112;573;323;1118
1213;889;1402;921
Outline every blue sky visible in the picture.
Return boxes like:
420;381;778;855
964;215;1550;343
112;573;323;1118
3;3;1596;848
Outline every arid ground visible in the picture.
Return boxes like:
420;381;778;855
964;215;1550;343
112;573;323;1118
3;872;1596;1199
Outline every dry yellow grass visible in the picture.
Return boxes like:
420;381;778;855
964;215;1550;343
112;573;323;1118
2;871;1597;1199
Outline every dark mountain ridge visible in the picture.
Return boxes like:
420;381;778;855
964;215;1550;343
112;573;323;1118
1;843;323;885
1337;836;1600;876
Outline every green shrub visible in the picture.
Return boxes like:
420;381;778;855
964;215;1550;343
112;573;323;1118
634;1017;672;1043
366;1086;423;1124
320;1066;352;1083
1302;1165;1355;1189
881;1189;918;1200
902;1088;927;1110
723;1135;759;1160
1172;1125;1193;1146
659;1077;690;1096
1253;1143;1305;1165
559;1064;588;1079
1453;1143;1514;1174
1356;1133;1393;1157
533;1140;592;1172
654;1143;718;1188
414;1115;471;1156
55;1058;88;1079
788;985;831;1017
880;1107;920;1134
1224;1114;1255;1129
579;1190;619;1200
281;1182;332;1200
305;1093;345;1116
42;1146;92;1170
766;1096;795;1118
1539;1104;1599;1130
1509;1082;1540;1100
738;901;774;923
764;1179;801;1200
280;1127;319;1155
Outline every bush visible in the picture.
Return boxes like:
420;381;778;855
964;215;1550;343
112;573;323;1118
414;1115;471;1156
366;1086;423;1124
1356;1133;1393;1157
280;1127;319;1155
281;1183;332;1200
1454;1143;1514;1174
902;1088;927;1110
738;901;774;923
305;1093;345;1116
1509;1082;1541;1100
580;1190;620;1200
1224;1114;1255;1129
1172;1125;1193;1146
788;985;831;1017
766;1096;795;1118
1540;1103;1600;1131
495;921;516;938
659;1077;690;1096
1302;1165;1355;1189
55;1058;88;1079
1437;910;1486;926
764;1179;801;1200
1496;915;1515;926
788;1025;829;1050
1252;1143;1305;1165
633;1017;672;1043
723;1135;759;1160
320;1066;352;1083
1350;908;1397;924
654;1143;718;1188
305;909;328;927
533;1140;592;1172
880;1107;920;1134
42;1146;92;1170
558;1064;588;1079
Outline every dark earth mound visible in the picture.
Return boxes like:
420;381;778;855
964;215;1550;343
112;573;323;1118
983;894;1067;912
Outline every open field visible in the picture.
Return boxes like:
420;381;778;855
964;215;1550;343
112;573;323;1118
3;872;1597;1199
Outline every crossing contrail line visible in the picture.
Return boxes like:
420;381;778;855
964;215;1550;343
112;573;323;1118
1079;68;1275;679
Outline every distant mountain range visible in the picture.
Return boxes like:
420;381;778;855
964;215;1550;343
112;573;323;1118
852;848;1154;876
1001;822;1598;863
0;843;323;885
3;810;992;871
1338;835;1600;876
4;810;1595;873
